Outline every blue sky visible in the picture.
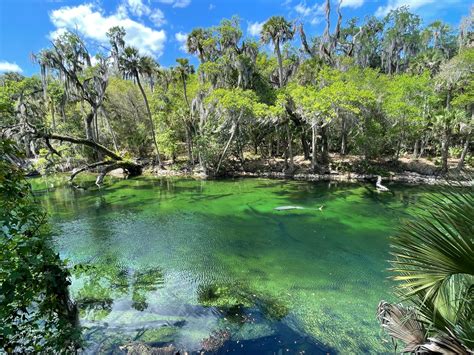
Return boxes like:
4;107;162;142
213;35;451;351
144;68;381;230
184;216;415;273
0;0;471;75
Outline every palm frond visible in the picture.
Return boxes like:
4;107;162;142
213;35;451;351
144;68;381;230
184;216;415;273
381;185;474;350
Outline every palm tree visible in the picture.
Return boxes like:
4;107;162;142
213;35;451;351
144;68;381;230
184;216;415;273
186;28;209;62
119;46;162;166
261;17;295;171
261;16;293;88
175;58;195;165
378;188;473;353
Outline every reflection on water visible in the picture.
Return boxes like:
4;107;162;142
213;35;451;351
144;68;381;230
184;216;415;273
30;175;439;353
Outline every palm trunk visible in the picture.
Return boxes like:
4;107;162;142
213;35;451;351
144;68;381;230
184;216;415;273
457;135;470;170
275;39;284;88
441;130;450;173
136;74;162;166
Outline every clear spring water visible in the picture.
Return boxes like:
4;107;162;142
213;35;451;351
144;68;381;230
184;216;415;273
30;175;431;354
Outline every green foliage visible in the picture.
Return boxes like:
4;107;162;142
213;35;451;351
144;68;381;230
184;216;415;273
390;188;474;348
0;140;80;352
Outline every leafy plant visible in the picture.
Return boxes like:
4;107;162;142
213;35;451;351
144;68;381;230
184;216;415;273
0;140;81;352
378;187;473;353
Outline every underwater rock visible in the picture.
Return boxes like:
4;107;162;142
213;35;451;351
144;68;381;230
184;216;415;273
201;329;231;352
118;343;178;355
274;206;305;211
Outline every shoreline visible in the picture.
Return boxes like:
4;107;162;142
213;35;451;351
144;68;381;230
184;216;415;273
148;168;473;186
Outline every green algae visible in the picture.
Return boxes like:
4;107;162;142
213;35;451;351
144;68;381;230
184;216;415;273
29;176;450;353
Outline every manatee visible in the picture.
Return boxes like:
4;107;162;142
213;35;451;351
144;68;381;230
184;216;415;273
274;206;305;211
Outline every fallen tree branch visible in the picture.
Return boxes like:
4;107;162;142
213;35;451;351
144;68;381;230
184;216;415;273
95;161;142;187
70;160;115;182
37;132;123;161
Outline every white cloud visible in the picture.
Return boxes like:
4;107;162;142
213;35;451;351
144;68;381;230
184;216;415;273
49;4;167;57
375;0;436;16
0;61;23;73
294;2;325;25
341;0;364;9
127;0;150;16
124;0;166;26
247;21;264;37
156;0;191;8
209;3;215;10
149;8;166;26
175;31;188;52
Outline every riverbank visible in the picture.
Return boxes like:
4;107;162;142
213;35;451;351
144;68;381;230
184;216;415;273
146;154;473;186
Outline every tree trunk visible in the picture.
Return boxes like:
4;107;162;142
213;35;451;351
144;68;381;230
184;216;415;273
50;102;56;131
457;134;470;170
136;74;162;166
275;39;284;88
441;91;452;173
84;111;95;142
311;123;317;171
320;124;329;165
340;114;347;155
103;110;119;152
301;129;310;160
413;140;419;158
440;128;450;173
216;122;237;175
286;123;294;171
185;124;193;166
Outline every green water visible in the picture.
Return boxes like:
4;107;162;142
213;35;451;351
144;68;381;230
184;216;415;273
31;175;427;354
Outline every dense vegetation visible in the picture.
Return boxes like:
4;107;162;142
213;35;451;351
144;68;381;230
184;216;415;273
1;3;472;182
0;140;80;352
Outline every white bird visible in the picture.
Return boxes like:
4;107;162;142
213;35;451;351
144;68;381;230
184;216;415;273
376;176;390;192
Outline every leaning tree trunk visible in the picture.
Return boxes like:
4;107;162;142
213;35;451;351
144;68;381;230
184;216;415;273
457;134;470;171
136;74;162;166
35;132;142;185
216;121;237;175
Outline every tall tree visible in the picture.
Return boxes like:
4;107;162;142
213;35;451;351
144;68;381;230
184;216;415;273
261;16;295;170
175;58;195;164
36;32;108;142
116;45;162;166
